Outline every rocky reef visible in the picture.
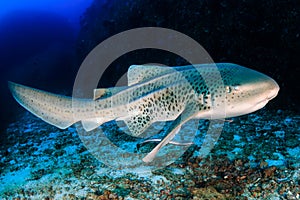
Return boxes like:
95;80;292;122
0;109;299;199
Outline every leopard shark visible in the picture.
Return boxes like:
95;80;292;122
9;63;279;162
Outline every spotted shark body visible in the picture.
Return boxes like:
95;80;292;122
9;63;279;162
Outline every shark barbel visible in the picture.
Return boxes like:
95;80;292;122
9;63;279;162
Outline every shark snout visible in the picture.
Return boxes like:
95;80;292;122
266;79;280;101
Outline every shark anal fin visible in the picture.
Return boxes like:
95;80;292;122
142;103;197;162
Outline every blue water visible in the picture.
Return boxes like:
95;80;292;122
0;0;93;30
0;0;94;131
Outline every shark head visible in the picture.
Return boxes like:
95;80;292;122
217;64;280;118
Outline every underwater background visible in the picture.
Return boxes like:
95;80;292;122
0;0;299;199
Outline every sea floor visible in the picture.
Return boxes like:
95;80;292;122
0;109;299;199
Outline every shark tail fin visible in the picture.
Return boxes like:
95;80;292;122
8;81;78;129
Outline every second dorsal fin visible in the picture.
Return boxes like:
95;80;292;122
93;86;127;100
93;89;107;100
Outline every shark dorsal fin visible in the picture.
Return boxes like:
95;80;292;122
127;65;175;86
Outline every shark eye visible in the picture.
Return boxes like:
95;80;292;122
226;86;232;93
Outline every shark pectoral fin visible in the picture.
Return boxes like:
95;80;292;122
124;114;152;136
127;65;174;86
142;126;181;163
81;118;105;131
142;104;196;163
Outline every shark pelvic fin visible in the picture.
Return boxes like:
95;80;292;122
81;118;105;131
